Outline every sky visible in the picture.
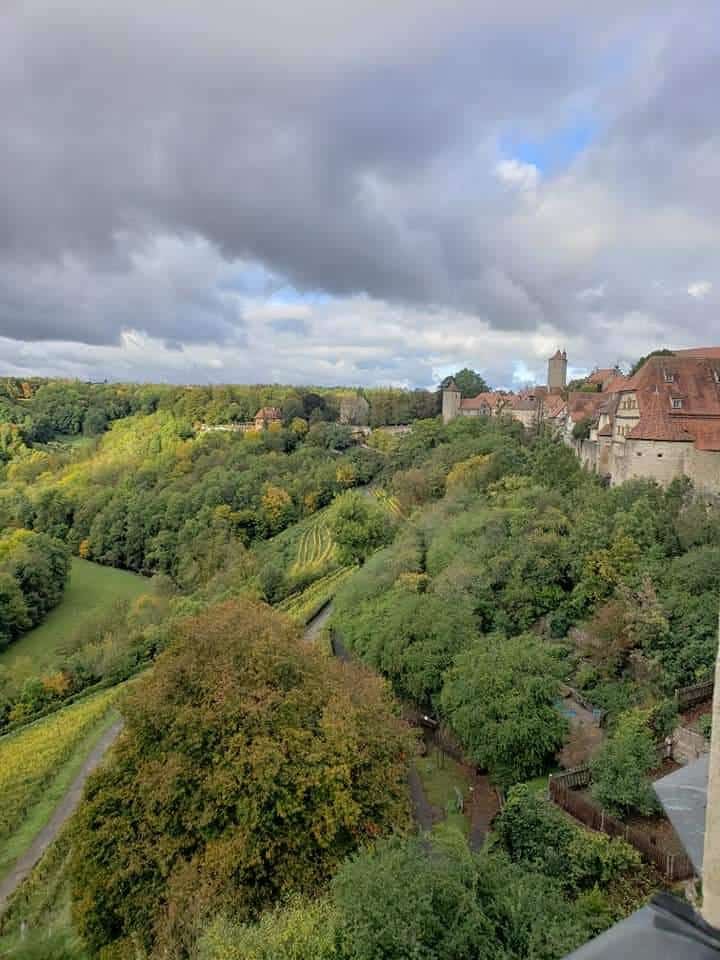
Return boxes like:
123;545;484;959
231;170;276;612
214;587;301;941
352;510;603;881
1;0;719;390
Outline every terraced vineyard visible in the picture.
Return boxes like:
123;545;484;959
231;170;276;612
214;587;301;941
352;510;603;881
277;566;355;625
373;488;403;518
291;516;337;575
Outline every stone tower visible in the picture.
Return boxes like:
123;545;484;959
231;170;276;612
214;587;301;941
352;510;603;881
442;379;461;424
547;349;567;393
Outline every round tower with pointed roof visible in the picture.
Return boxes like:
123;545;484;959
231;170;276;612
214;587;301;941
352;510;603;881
548;349;568;393
442;378;462;424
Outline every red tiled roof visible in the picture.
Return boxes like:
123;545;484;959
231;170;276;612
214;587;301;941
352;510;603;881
675;420;720;451
567;392;605;423
459;391;504;410
543;395;566;418
588;368;615;384
616;356;720;449
627;395;695;442
255;406;282;419
673;346;720;360
602;375;628;394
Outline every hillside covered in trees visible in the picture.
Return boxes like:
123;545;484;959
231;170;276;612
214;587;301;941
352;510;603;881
0;377;718;959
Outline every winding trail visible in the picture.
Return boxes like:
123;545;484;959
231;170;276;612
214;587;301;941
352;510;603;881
0;718;124;914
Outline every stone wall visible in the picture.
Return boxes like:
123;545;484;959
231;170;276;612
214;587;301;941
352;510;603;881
672;725;710;765
609;438;693;487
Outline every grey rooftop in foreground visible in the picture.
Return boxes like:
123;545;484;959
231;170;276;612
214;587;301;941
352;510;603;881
566;895;720;959
565;755;717;957
655;754;709;875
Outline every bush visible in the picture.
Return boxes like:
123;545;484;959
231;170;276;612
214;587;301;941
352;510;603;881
494;785;640;891
331;834;495;960
591;710;660;816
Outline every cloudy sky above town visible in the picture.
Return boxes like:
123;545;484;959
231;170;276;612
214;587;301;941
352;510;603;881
1;0;718;389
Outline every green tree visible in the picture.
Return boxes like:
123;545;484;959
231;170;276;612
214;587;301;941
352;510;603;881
440;635;567;784
70;600;414;959
198;898;339;960
332;834;495;960
0;571;30;649
591;709;659;816
330;493;395;565
445;368;490;398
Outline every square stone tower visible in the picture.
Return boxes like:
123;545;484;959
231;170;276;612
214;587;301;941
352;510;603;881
548;350;568;393
442;379;462;423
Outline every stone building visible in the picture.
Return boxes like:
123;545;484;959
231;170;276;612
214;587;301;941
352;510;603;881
566;348;720;494
253;406;282;430
441;350;568;427
339;393;370;426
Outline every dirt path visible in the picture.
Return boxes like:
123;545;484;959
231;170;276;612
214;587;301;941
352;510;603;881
467;772;500;851
303;601;334;643
0;718;124;915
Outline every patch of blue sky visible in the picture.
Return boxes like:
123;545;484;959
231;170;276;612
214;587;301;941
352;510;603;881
500;117;598;175
218;265;333;305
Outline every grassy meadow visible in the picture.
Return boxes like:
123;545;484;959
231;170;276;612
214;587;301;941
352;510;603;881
0;558;148;681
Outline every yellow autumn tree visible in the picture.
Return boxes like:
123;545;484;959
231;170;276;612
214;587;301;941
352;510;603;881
262;484;294;533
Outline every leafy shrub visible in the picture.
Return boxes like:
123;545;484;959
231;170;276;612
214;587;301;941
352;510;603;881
494;785;640;891
591;710;660;816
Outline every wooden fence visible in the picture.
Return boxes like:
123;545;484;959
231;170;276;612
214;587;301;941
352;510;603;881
676;678;714;711
549;772;694;881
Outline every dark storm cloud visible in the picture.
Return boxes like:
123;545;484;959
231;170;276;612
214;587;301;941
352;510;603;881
0;0;717;375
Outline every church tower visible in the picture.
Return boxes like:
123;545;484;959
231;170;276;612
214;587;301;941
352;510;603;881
547;350;567;393
442;379;462;424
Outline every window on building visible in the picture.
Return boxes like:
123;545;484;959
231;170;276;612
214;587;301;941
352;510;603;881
664;370;675;382
657;453;663;458
713;369;720;384
671;398;683;409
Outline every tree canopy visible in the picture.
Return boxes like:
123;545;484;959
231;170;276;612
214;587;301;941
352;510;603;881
444;368;490;398
70;600;414;959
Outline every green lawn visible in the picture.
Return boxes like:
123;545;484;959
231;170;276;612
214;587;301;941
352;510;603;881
0;558;148;680
415;748;471;837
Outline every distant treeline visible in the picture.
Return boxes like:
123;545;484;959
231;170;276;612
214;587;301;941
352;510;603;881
0;378;439;453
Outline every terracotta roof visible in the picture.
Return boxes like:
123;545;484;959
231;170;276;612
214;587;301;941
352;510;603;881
255;406;282;419
602;375;628;394
620;355;720;418
673;346;720;359
543;395;566;418
459;391;504;410
675;420;720;451
508;394;539;411
567;392;606;423
587;368;615;384
616;357;720;448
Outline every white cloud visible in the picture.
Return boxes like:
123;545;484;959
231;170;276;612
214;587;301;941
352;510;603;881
495;158;541;192
688;281;712;299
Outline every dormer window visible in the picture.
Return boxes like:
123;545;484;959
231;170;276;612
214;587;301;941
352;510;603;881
663;370;675;383
671;398;683;409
